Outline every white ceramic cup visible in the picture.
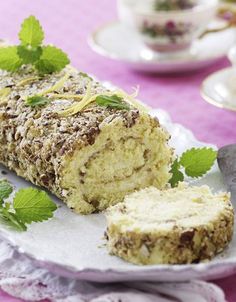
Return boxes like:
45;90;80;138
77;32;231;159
117;0;219;52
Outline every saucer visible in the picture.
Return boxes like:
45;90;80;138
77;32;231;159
201;67;236;112
89;21;236;73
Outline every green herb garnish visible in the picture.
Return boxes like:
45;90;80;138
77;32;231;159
13;187;57;224
95;94;130;110
78;72;93;81
169;147;217;187
0;15;70;74
0;179;13;202
26;95;50;107
19;15;44;47
34;45;70;74
169;159;184;188
0;180;57;231
0;47;23;72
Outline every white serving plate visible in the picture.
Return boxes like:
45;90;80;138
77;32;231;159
0;109;235;283
88;21;236;74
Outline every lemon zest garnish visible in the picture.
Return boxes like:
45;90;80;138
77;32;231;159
0;87;11;104
57;85;150;117
38;72;71;96
22;70;72;101
48;93;83;100
58;82;96;116
0;87;11;97
16;76;40;87
113;87;150;113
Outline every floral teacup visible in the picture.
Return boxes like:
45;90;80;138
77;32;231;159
118;0;219;52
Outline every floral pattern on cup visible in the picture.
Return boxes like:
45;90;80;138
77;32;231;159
218;5;236;22
154;0;196;11
141;20;194;43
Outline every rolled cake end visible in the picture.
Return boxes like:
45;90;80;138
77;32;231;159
105;183;234;265
0;67;173;215
61;113;173;214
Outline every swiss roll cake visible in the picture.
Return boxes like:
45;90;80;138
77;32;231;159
105;183;234;264
0;66;173;214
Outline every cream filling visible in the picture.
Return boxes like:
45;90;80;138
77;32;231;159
61;114;172;214
106;183;234;265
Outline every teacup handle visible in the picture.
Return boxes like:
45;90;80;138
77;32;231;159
199;22;232;39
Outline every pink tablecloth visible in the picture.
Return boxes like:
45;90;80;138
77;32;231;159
0;0;235;301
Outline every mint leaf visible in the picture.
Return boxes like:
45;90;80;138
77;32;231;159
96;95;130;110
169;159;184;188
0;207;26;231
0;46;23;72
168;147;217;187
180;147;217;178
13;188;57;224
35;46;70;74
26;95;50;107
0;179;57;231
19;15;44;47
17;45;42;64
0;180;13;201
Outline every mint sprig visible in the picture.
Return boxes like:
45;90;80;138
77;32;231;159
0;15;70;74
169;147;217;187
95;95;130;110
0;180;57;231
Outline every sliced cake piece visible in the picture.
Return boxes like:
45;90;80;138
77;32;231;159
105;183;234;265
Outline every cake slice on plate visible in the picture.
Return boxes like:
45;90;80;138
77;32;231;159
105;183;234;265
